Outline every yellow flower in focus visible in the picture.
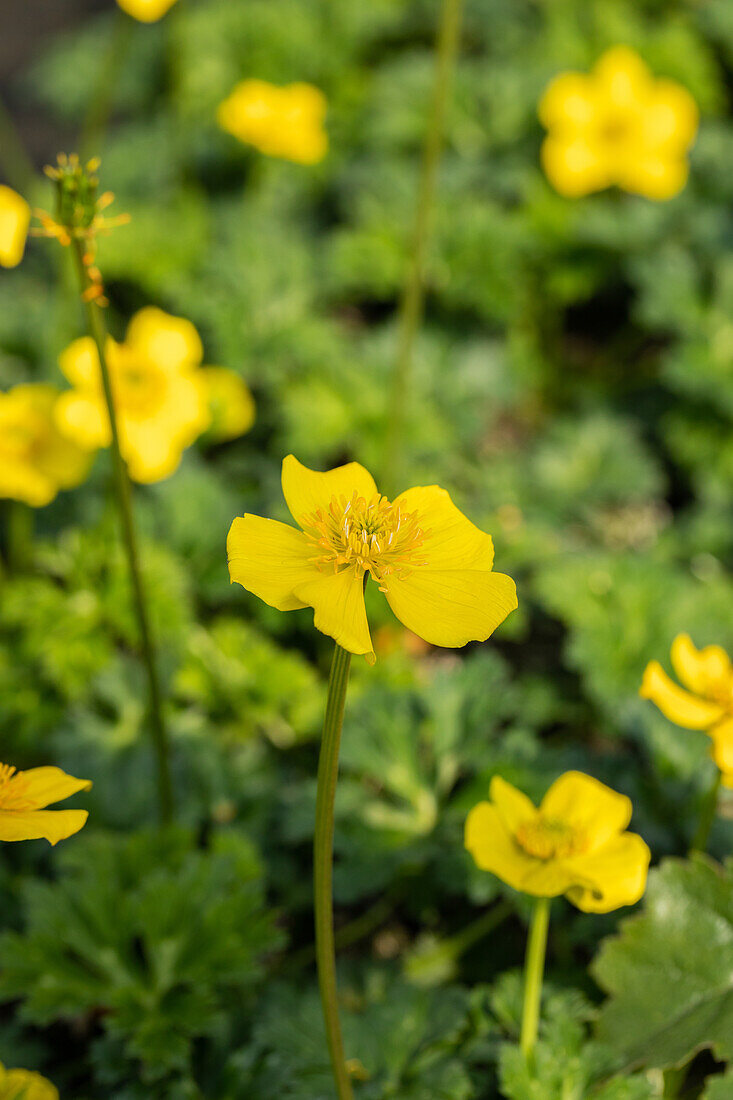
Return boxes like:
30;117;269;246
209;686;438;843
641;634;733;787
0;185;30;268
201;366;255;442
56;307;212;483
0;384;93;507
116;0;178;21
0;763;91;845
228;455;517;663
0;1063;58;1100
465;772;650;912
217;80;328;164
539;46;698;200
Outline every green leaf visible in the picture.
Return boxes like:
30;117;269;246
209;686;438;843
593;856;733;1071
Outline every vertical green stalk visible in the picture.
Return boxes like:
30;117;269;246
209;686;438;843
520;896;551;1060
690;771;721;854
314;643;354;1100
80;9;135;159
382;0;464;493
5;501;33;574
69;239;173;825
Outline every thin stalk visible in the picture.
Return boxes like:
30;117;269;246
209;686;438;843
69;238;173;825
690;770;721;854
0;94;35;195
520;896;550;1060
5;501;33;574
382;0;464;493
80;9;134;159
314;643;354;1100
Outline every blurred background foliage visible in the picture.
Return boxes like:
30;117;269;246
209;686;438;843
1;0;733;1095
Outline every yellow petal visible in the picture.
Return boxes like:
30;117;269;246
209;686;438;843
0;809;88;845
0;185;30;268
201;366;256;441
640;660;723;729
640;80;698;153
54;391;111;450
489;775;538;833
465;802;576;897
227;514;315;611
593;46;652;111
392;486;495;570
125;307;203;372
292;566;374;660
616;154;689;200
281;455;378;526
1;1066;59;1100
709;717;733;777
116;0;178;21
671;634;731;697
14;766;92;810
58;335;106;387
563;832;650;913
539;72;596;132
541;136;612;197
540;771;632;852
383;567;517;648
0;463;55;507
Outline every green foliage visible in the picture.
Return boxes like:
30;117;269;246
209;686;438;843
593;856;733;1071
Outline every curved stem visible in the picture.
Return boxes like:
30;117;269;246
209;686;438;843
314;643;354;1100
691;770;721;854
381;0;464;493
69;239;173;825
520;897;550;1061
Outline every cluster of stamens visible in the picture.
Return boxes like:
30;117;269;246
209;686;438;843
515;816;587;860
0;764;33;812
299;492;429;587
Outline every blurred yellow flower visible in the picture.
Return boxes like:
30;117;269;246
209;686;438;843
116;0;178;21
0;185;30;268
56;307;212;484
217;80;328;164
641;634;733;787
539;46;698;200
0;1063;58;1100
465;771;650;913
201;366;255;442
0;763;91;845
0;384;93;507
228;455;517;663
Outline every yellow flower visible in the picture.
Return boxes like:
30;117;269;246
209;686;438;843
0;185;30;268
0;1063;58;1100
227;455;517;663
56;307;212;484
217;80;328;164
465;771;650;913
641;634;733;787
539;46;698;200
116;0;178;21
0;384;93;507
0;763;91;845
201;366;255;442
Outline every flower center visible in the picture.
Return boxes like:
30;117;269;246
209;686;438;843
112;357;167;417
515;817;587;860
299;492;429;585
0;764;33;812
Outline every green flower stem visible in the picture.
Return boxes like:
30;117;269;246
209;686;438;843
314;643;354;1100
80;8;134;159
69;238;173;825
691;770;721;854
520;896;551;1060
5;501;33;574
382;0;464;493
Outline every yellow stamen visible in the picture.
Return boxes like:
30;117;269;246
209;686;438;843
515;817;587;860
0;764;34;812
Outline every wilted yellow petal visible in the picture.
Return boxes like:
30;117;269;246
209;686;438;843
392;485;495;570
540;771;632;851
564;832;650;913
282;454;378;526
383;567;517;648
640;660;723;729
0;185;30;268
227;514;314;611
292;565;374;660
